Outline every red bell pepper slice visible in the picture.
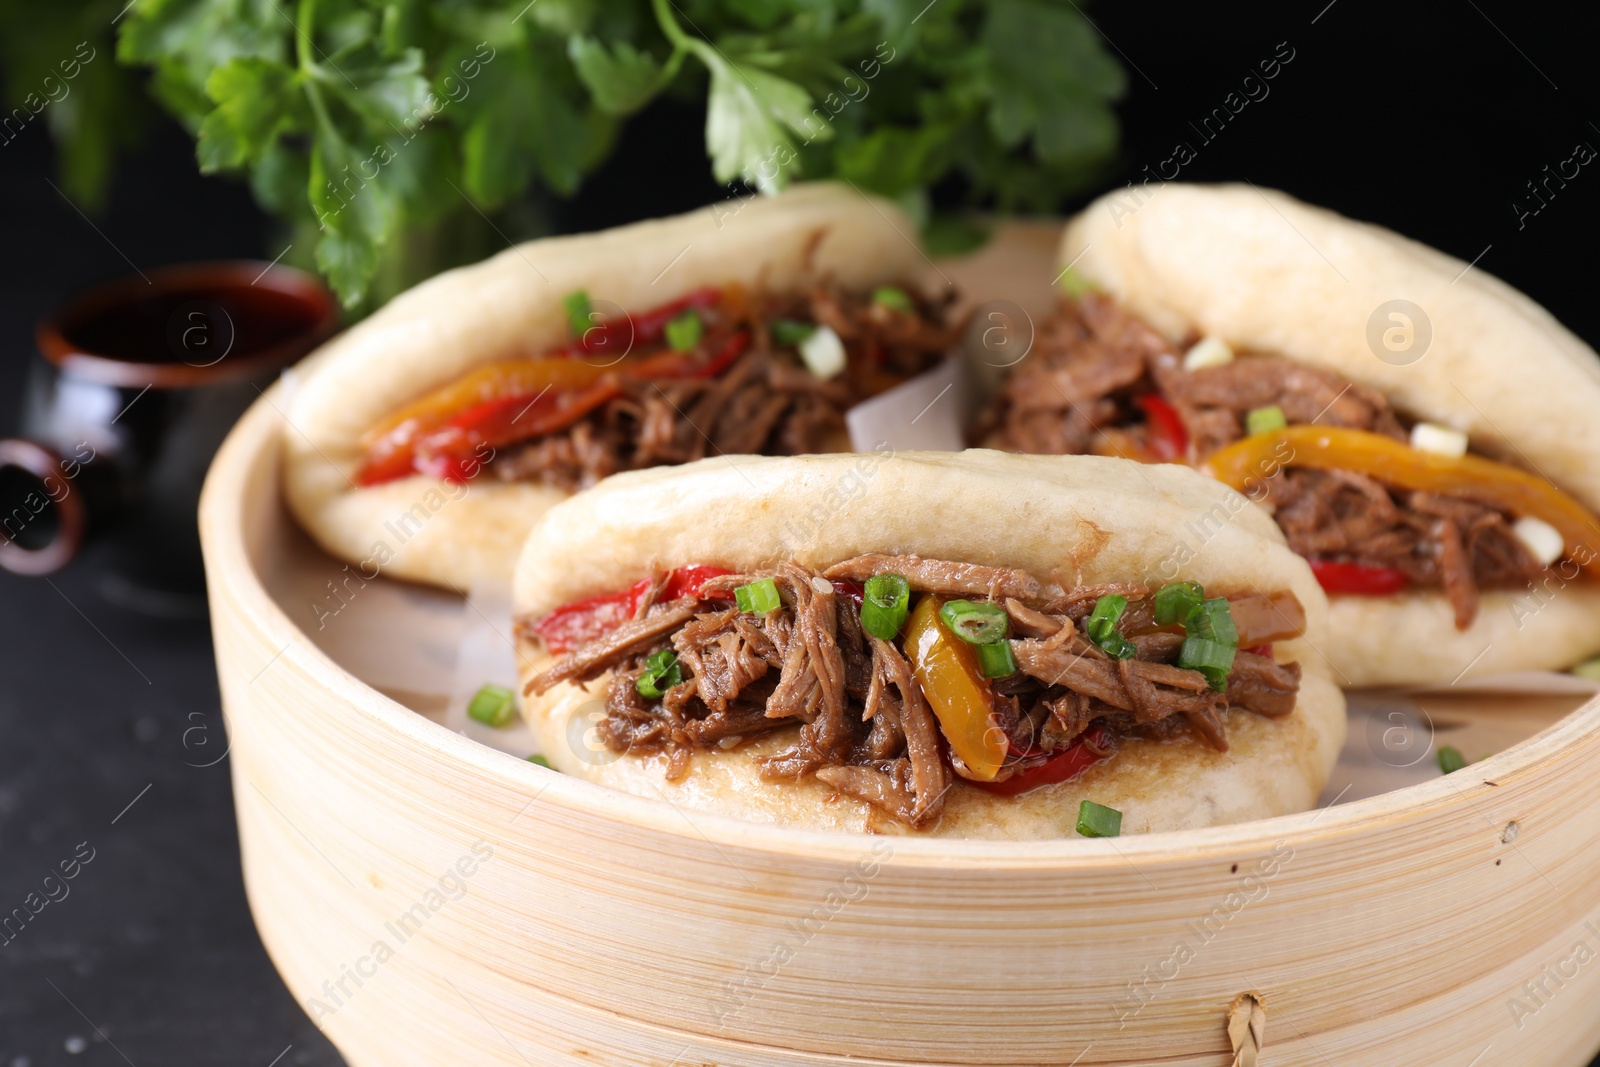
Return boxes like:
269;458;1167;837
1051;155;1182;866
372;332;748;486
632;287;723;343
566;287;723;357
627;330;750;380
404;381;623;485
971;726;1113;797
355;442;427;487
534;565;733;655
1308;559;1410;596
533;589;637;657
653;565;736;604
356;293;751;486
355;355;624;487
1134;393;1189;462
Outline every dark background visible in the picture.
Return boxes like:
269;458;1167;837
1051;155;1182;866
2;1;1596;1062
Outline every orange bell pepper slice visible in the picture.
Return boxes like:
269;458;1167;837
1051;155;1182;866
355;331;752;486
1203;426;1600;579
361;357;616;451
356;357;620;486
903;594;1007;781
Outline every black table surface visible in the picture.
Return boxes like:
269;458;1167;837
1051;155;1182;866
4;3;1599;1062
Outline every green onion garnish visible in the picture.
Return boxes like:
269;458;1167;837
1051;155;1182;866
635;648;683;700
1174;596;1238;691
1437;746;1466;774
771;319;815;346
1076;800;1122;838
860;574;910;640
1176;637;1235;691
563;290;592;336
1057;266;1095;298
872;285;914;312
1085;594;1137;659
1573;656;1600;682
467;683;516;728
1246;404;1288;435
734;577;781;614
527;754;553;769
939;600;1009;645
664;309;703;352
1153;581;1203;626
1185;597;1239;646
976;639;1018;679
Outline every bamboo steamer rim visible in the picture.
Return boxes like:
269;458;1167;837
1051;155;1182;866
203;385;1600;869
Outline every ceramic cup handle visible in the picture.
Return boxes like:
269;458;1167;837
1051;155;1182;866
0;437;88;576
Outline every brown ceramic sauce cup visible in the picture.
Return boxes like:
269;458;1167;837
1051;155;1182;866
0;261;337;610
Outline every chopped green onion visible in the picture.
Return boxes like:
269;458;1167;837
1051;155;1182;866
860;574;911;640
976;639;1018;679
1057;266;1095;298
467;683;516;728
664;309;703;352
772;319;815;346
1099;631;1138;659
1177;636;1236;692
636;648;683;700
1085;594;1137;659
1172;597;1238;691
1086;594;1128;634
1437;746;1466;775
1246;405;1288;435
563;290;592;336
1573;656;1600;682
527;754;553;769
872;285;914;312
1185;597;1239;646
1077;800;1122;838
939;600;1009;645
1153;581;1204;626
734;577;781;614
936;599;1016;672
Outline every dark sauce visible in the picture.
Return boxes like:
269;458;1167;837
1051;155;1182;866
59;285;325;364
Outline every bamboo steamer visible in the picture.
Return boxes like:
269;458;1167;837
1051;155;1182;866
203;381;1600;1066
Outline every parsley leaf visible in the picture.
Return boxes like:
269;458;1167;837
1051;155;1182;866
460;39;588;204
835;124;954;196
569;36;667;115
703;54;822;193
983;0;1124;165
318;44;433;132
310;129;398;306
91;0;1127;311
197;58;300;172
116;0;285;120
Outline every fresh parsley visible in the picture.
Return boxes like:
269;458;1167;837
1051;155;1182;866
63;0;1127;308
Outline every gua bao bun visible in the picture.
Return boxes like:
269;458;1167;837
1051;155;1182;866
991;183;1600;687
513;451;1345;838
283;183;945;591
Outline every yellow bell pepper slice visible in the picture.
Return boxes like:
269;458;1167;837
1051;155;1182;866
904;594;1007;781
1203;426;1600;579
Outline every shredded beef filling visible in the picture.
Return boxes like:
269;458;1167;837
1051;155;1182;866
523;556;1303;829
493;287;954;492
984;293;1547;625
